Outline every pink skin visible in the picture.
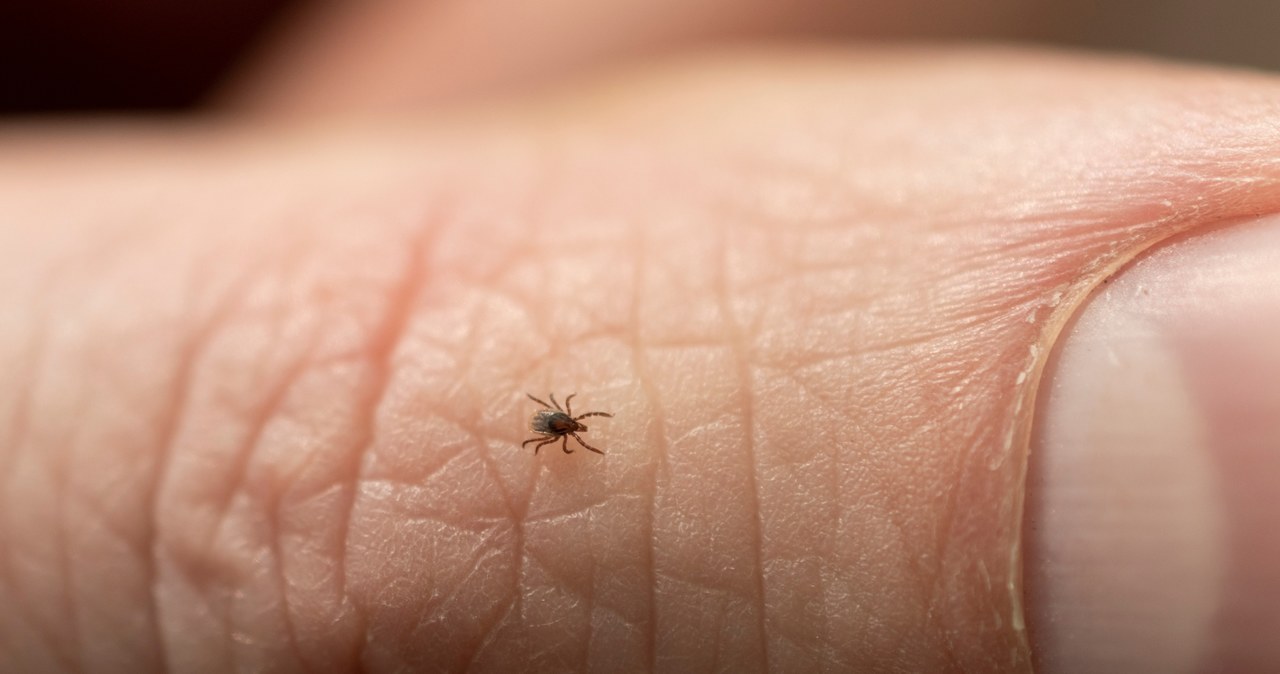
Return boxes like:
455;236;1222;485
2;50;1280;672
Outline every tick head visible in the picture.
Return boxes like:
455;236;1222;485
561;417;587;433
557;416;588;433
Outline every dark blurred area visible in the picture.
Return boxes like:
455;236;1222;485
0;0;297;113
2;0;1280;114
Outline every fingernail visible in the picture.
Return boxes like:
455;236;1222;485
1026;216;1280;673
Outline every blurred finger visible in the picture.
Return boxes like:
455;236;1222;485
222;0;1060;116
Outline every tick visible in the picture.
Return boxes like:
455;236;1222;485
522;393;613;455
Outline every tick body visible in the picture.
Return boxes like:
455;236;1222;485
522;393;613;455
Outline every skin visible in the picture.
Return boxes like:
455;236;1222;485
224;0;1062;115
3;48;1280;672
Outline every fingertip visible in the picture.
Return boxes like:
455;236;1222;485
1026;215;1280;672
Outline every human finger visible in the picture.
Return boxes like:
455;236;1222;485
222;0;1058;116
2;49;1280;671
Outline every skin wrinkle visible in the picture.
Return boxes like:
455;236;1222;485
911;445;965;668
628;221;663;673
465;468;521;651
520;424;630;649
154;171;440;671
461;596;517;670
510;361;531;664
648;560;745;605
0;262;83;672
505;527;595;601
52;377;82;674
369;420;476;497
341;220;437;672
11;219;189;671
265;466;306;669
768;345;942;659
209;252;319;536
518;492;641;527
0;304;40;553
386;294;520;669
715;219;772;670
0;310;47;670
414;534;510;633
582;508;595;671
149;259;276;674
798;381;845;669
215;296;325;672
61;232;198;674
383;261;533;669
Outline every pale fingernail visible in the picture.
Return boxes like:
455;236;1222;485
1026;216;1280;673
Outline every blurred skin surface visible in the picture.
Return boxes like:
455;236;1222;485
224;0;1062;115
3;47;1280;672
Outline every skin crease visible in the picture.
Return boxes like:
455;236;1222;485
2;50;1280;672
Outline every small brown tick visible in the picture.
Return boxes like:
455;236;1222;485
522;393;613;455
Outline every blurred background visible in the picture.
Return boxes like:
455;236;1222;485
2;0;1279;114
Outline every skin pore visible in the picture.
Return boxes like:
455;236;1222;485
2;49;1280;671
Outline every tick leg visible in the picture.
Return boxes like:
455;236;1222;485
529;437;557;454
522;435;549;447
563;393;576;416
574;411;613;421
527;393;552;408
562;436;573;454
548;393;564;411
571;432;605;455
